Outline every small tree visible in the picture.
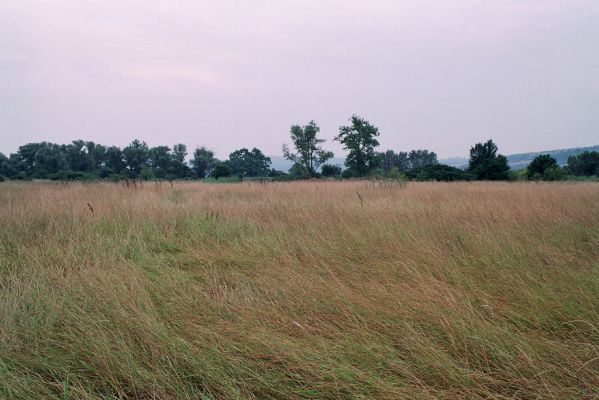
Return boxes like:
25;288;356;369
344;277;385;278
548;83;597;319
467;139;510;180
527;154;558;180
336;115;380;176
321;164;342;177
283;120;333;178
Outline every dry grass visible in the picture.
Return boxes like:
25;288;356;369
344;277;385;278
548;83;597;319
0;180;598;399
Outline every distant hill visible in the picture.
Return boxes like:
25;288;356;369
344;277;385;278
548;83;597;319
270;145;599;172
504;145;599;170
441;145;599;170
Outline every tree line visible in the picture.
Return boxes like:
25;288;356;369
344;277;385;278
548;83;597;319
1;115;598;182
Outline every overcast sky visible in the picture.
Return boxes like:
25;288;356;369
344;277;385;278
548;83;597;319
1;0;598;158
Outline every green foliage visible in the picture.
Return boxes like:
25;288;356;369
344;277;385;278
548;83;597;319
321;164;342;177
228;148;272;177
148;146;172;178
336;115;380;176
288;163;309;179
211;161;232;179
47;171;101;181
386;167;408;181
567;151;599;176
368;168;385;178
122;140;150;177
407;150;438;169
104;146;125;174
543;165;566;181
377;150;409;173
509;169;528;181
467;139;510;180
0;174;5;182
407;164;472;181
190;146;216;178
341;168;358;179
283;120;334;178
527;154;558;180
171;144;191;178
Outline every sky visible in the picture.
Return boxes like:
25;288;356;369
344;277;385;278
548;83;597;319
1;0;598;159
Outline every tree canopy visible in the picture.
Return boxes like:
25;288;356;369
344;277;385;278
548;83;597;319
336;115;380;176
467;139;510;180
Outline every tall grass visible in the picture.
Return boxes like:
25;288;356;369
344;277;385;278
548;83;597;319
0;181;598;399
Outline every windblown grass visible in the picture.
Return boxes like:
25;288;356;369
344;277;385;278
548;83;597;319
0;180;598;399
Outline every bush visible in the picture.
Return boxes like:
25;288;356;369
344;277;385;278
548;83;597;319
508;169;528;181
341;168;358;179
407;164;472;181
321;164;342;177
543;165;566;181
386;167;408;181
0;174;5;182
48;171;100;181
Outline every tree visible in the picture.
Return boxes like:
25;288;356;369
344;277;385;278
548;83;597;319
408;150;438;170
228;148;271;177
123;140;149;177
336;115;380;176
0;152;16;178
191;146;216;178
65;140;91;172
467;139;510;180
377;150;409;173
211;161;231;179
85;142;106;174
527;154;558;180
149;146;172;178
104;146;125;174
321;164;342;177
171;144;190;178
567;151;599;176
283;120;333;178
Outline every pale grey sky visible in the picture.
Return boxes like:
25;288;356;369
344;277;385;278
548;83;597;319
1;0;598;158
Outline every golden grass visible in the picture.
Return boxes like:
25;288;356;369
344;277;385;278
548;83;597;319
0;180;598;399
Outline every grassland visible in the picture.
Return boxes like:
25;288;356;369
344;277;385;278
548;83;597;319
0;180;598;399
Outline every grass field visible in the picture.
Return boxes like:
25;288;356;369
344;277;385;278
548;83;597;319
0;180;598;399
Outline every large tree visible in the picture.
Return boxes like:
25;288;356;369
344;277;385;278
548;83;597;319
283;120;333;178
336;115;380;176
228;148;271;177
149;146;172;178
104;146;125;174
123;140;150;177
191;146;216;178
467;139;510;180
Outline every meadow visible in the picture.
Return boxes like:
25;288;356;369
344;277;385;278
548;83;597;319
0;180;598;399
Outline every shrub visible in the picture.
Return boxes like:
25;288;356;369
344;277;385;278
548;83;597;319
407;164;472;181
387;167;408;181
48;171;100;181
321;164;342;177
543;165;566;181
